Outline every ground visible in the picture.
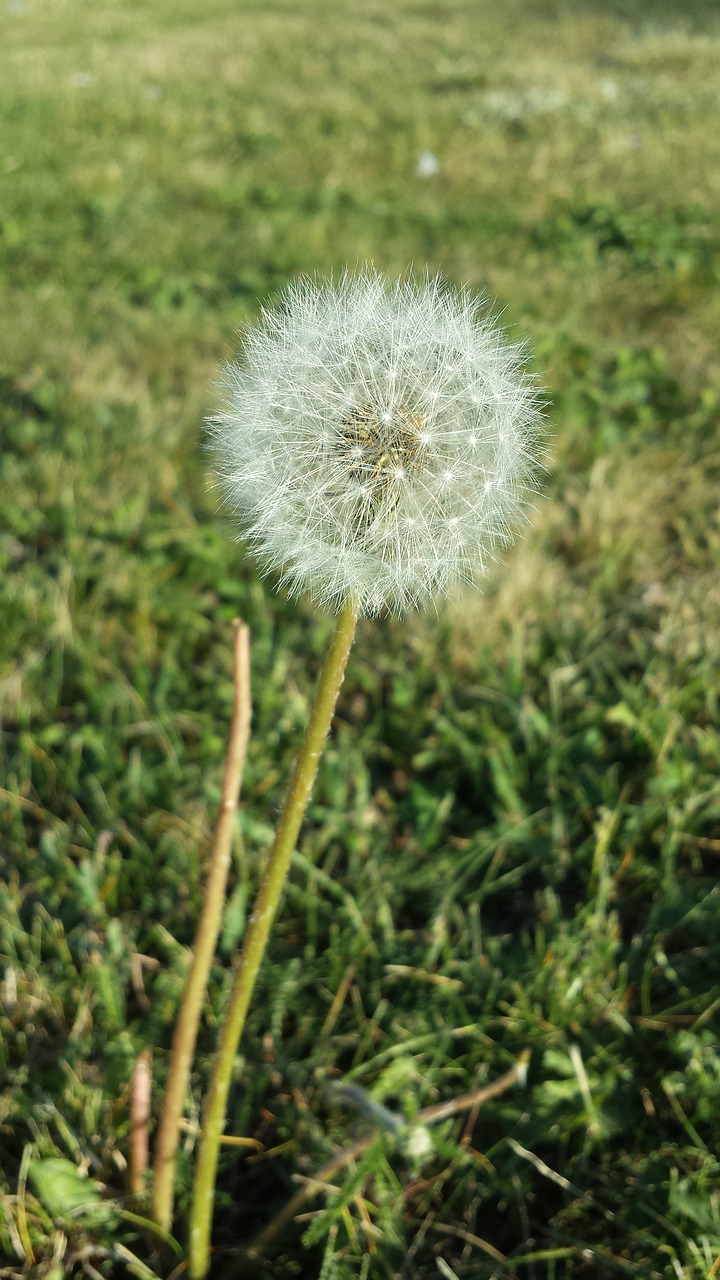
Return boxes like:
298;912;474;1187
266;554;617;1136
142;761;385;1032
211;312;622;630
1;1;719;1276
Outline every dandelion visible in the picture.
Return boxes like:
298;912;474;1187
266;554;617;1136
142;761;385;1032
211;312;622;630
209;269;543;616
183;269;545;1277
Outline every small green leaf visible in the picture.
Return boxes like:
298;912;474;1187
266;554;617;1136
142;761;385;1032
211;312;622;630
28;1157;104;1221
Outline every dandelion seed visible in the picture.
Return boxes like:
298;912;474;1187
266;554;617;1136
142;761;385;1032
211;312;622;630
415;149;441;179
209;268;545;616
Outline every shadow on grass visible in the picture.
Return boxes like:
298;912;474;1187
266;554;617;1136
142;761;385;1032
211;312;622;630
578;0;720;30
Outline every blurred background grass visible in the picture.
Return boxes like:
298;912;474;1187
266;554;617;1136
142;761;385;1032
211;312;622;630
1;1;719;1277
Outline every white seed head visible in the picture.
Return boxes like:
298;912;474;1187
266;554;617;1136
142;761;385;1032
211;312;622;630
209;268;545;616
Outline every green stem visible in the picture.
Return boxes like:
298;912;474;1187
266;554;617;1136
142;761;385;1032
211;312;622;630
188;602;358;1278
152;622;251;1235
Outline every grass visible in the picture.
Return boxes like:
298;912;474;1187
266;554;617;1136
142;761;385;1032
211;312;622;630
1;0;720;1276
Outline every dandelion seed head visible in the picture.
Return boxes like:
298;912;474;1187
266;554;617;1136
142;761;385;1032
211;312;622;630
209;268;545;615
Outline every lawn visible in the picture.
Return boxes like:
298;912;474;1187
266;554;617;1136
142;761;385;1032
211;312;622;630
1;0;719;1276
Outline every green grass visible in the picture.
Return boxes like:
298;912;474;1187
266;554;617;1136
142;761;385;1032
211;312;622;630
1;0;720;1276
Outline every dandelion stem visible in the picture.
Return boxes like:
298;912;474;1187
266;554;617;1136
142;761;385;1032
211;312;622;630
152;621;251;1235
188;600;358;1278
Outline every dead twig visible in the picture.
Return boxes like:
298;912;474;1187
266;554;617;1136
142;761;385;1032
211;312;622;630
249;1049;531;1255
129;1050;153;1200
151;620;251;1232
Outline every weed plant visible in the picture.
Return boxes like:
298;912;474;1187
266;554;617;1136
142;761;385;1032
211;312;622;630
1;1;719;1277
